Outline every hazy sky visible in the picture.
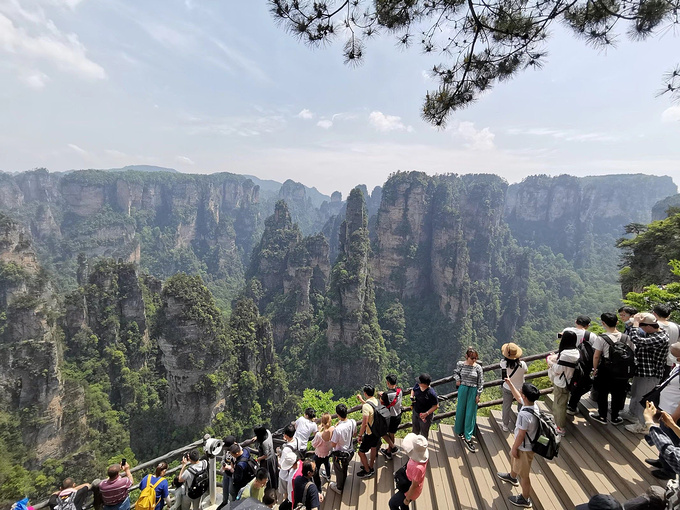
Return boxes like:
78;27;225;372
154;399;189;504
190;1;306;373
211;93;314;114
0;0;678;196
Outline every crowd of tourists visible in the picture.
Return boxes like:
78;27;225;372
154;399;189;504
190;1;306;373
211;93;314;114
39;304;680;510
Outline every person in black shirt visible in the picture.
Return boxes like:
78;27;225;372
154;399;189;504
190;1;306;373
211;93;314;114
410;373;439;438
293;461;320;510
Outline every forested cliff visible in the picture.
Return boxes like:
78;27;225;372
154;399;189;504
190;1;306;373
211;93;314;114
0;168;674;505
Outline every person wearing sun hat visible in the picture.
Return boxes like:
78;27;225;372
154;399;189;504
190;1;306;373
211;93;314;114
388;433;429;510
500;343;528;432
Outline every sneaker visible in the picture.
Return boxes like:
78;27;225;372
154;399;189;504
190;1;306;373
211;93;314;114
390;446;400;454
508;495;533;508
328;482;342;494
458;433;464;439
497;472;520;487
379;447;393;460
502;424;510;432
464;438;477;453
589;412;608;424
566;407;577;416
619;410;635;422
610;417;624;426
555;426;566;436
652;469;675;480
625;423;648;434
646;458;663;468
356;468;370;478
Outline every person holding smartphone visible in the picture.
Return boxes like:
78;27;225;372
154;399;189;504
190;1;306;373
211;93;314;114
99;460;134;510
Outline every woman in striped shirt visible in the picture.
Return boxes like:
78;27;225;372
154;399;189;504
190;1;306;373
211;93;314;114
454;347;484;453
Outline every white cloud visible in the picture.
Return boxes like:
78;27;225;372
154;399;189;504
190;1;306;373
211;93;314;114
0;8;106;82
51;0;87;9
211;38;270;84
20;69;49;89
176;155;195;165
452;121;496;150
662;105;680;123
368;111;413;132
317;120;333;129
297;109;314;120
68;143;87;155
507;127;617;142
105;149;127;159
181;112;286;137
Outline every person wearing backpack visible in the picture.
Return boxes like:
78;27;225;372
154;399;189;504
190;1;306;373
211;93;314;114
48;478;91;510
292;460;320;510
177;449;208;510
230;443;256;500
137;463;169;510
356;385;380;478
623;313;670;434
379;374;403;460
547;330;580;436
453;347;484;453
590;312;637;426
500;343;528;432
497;380;542;508
278;423;304;506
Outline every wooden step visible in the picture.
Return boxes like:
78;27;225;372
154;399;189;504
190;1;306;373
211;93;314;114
488;408;571;510
439;423;479;510
427;429;456;510
472;417;514;510
579;394;659;480
539;395;640;500
441;425;508;510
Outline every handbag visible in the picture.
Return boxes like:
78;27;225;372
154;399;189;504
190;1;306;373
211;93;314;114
394;464;412;493
640;370;680;410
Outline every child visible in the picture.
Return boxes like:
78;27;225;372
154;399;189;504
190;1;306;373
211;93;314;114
497;380;542;509
453;347;484;453
500;343;528;432
311;413;333;491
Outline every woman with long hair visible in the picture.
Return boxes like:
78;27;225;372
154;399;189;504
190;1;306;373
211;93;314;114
311;413;334;492
138;462;169;510
548;329;580;436
453;347;484;453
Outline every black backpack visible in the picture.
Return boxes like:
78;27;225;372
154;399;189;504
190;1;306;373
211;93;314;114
367;400;391;438
236;452;258;485
522;407;560;460
186;463;209;499
601;333;635;379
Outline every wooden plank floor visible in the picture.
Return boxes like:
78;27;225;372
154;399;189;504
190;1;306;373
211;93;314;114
319;393;662;510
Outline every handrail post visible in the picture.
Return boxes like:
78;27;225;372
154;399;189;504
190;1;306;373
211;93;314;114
209;455;217;506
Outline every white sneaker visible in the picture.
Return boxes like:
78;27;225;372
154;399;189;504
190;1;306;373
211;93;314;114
625;423;648;434
619;411;635;422
328;482;342;494
502;424;509;432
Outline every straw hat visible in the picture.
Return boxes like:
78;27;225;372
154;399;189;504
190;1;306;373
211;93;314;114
501;342;522;360
402;433;429;463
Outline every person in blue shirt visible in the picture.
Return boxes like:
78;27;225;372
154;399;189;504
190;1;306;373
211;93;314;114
138;462;169;510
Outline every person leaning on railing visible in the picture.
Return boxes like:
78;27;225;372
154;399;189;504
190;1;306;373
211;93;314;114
99;461;133;510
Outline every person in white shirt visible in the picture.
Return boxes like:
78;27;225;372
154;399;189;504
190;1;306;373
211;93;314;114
499;343;528;432
294;408;318;446
328;404;356;494
547;330;580;436
278;424;303;504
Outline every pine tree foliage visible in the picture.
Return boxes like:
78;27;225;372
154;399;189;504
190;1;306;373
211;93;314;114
269;0;679;125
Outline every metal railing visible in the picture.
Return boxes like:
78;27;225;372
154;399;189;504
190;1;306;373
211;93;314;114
31;350;552;509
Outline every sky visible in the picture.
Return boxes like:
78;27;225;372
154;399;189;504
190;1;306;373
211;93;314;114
0;0;678;197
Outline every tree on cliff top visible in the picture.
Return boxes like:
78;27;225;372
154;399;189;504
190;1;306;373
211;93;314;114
269;0;679;126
